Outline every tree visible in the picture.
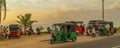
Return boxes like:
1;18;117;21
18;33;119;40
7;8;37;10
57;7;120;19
17;13;37;34
0;0;7;23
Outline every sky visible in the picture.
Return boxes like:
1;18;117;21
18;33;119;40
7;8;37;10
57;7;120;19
2;0;120;26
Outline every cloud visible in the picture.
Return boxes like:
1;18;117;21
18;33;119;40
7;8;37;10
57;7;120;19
40;7;120;26
106;0;120;9
5;0;120;26
6;0;104;10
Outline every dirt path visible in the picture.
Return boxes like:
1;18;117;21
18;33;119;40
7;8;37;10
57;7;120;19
0;33;120;48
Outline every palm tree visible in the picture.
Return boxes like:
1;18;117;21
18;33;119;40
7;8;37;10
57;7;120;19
17;13;37;34
0;0;7;23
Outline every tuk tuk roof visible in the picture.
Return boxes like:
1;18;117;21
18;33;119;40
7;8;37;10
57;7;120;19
99;21;113;24
89;20;104;22
53;23;76;32
9;24;19;26
53;23;76;26
65;21;83;23
98;21;113;27
9;24;20;30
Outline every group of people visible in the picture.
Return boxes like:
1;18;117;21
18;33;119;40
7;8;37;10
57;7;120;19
26;26;41;36
86;24;98;36
0;25;9;40
0;24;52;40
26;26;51;36
86;23;112;36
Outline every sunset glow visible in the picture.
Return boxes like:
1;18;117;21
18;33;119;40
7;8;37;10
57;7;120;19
3;0;120;26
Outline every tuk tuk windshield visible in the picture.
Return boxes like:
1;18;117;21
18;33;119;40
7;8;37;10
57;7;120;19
52;24;75;33
9;25;19;31
52;25;61;33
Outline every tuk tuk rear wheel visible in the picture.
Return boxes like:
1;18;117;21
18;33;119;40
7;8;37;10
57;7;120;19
8;36;11;39
111;33;114;35
86;32;90;36
18;36;21;39
91;33;96;37
106;32;111;37
72;37;76;42
50;40;55;44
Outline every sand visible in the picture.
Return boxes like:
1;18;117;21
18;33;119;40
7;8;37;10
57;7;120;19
0;33;120;48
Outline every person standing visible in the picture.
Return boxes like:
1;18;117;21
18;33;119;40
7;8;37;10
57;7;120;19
29;24;34;35
5;26;10;39
105;24;110;36
88;25;93;35
95;25;98;33
36;27;41;35
0;25;4;39
0;25;2;39
47;27;51;34
95;22;99;33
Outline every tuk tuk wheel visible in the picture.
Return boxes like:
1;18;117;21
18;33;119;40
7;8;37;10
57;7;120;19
86;32;90;36
8;36;11;39
91;33;96;37
111;33;114;35
18;36;21;39
77;32;80;36
50;40;55;44
106;32;111;37
72;37;76;42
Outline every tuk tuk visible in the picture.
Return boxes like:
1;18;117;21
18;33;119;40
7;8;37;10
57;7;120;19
86;20;105;37
9;24;20;39
50;23;77;44
66;21;85;35
98;21;114;36
88;20;104;27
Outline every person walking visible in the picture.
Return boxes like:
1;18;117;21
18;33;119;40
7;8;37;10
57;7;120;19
36;27;41;35
5;26;10;39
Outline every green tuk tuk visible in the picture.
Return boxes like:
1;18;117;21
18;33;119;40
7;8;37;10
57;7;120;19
98;21;114;36
50;23;77;44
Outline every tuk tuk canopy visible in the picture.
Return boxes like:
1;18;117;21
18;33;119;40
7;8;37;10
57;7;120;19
9;24;20;31
52;23;76;33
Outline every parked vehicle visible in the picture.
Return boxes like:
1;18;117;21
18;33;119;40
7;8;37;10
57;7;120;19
86;20;103;37
50;23;77;44
86;20;115;37
86;24;96;37
9;24;20;39
98;21;114;36
88;20;104;27
66;21;85;35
